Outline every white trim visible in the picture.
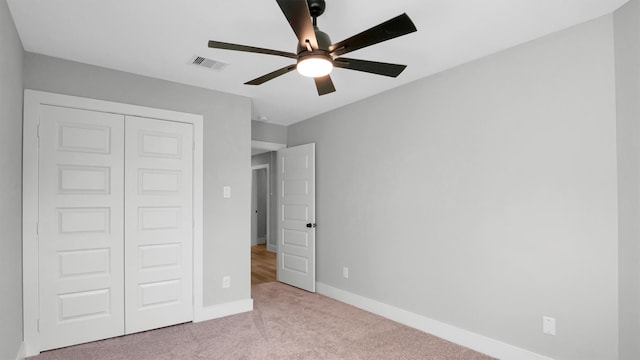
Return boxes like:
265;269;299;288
194;298;254;322
14;342;26;360
251;140;286;156
22;90;204;356
192;110;205;331
23;91;40;356
251;164;270;247
316;283;554;360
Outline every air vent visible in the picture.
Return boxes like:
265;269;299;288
190;56;229;71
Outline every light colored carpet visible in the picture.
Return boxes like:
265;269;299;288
30;282;495;359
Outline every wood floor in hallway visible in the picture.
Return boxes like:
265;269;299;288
252;243;276;285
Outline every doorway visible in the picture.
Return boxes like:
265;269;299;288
251;165;269;247
251;162;276;285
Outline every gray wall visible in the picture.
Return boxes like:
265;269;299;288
0;1;24;359
252;120;287;144
24;52;252;306
288;15;618;360
615;0;640;359
252;152;278;250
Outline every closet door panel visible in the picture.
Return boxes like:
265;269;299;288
124;116;194;334
38;105;125;351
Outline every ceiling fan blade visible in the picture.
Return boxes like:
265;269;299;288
245;64;298;85
208;40;297;59
276;0;319;50
329;13;417;57
314;75;336;96
333;57;407;77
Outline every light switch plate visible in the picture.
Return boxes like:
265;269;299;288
223;186;231;198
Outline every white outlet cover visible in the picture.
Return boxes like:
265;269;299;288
223;186;231;198
342;267;349;279
543;316;556;335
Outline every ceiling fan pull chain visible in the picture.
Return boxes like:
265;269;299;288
305;39;313;52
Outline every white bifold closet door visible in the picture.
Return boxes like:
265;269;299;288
124;116;193;334
38;106;193;351
38;105;126;350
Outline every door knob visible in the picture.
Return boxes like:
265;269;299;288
306;223;316;228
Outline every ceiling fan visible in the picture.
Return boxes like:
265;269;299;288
207;0;417;96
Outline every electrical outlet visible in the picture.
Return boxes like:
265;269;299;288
222;276;231;288
543;316;556;335
342;267;349;279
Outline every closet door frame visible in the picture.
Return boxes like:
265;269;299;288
22;90;205;357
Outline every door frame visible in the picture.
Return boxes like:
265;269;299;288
22;90;204;356
251;164;270;247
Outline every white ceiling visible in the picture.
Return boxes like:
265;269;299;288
7;0;628;126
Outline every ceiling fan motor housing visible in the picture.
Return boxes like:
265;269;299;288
296;27;333;74
297;28;332;54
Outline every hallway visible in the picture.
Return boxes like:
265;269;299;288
251;244;276;285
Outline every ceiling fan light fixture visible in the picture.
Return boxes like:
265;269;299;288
207;0;417;95
297;55;333;78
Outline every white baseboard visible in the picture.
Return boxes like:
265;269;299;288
194;298;253;322
316;282;553;360
15;342;26;360
267;244;277;253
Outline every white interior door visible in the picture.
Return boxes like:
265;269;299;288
38;105;125;350
124;116;194;334
276;143;316;292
